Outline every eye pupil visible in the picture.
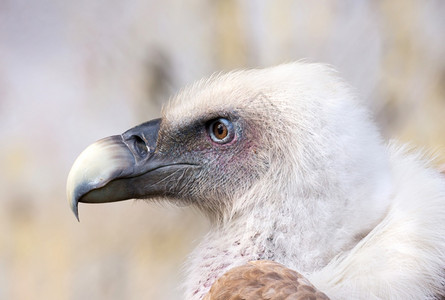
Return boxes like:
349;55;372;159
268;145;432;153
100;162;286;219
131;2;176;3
214;122;227;139
208;118;233;144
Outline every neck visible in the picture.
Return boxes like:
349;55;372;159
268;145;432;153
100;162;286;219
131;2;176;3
184;183;384;300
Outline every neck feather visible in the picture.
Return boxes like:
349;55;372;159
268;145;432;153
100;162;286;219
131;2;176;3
184;181;385;300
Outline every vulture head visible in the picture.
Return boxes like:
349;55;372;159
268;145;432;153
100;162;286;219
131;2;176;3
67;62;445;299
68;63;389;223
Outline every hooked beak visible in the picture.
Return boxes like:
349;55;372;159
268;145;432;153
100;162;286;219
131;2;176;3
66;118;196;220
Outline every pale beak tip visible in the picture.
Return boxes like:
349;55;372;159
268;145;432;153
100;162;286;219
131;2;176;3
71;200;80;222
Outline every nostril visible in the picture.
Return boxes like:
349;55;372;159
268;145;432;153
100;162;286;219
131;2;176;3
131;135;148;158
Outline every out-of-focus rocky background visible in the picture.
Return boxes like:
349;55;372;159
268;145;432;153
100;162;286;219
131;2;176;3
0;1;444;299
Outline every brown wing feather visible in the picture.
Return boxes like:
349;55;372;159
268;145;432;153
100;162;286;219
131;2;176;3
204;260;330;300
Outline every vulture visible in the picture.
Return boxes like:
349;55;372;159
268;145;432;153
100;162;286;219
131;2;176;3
67;62;445;299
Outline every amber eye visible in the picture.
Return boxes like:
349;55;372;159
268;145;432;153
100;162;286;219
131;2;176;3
208;118;234;144
213;121;228;139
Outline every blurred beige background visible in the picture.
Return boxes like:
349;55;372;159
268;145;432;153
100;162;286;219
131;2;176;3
1;1;444;299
